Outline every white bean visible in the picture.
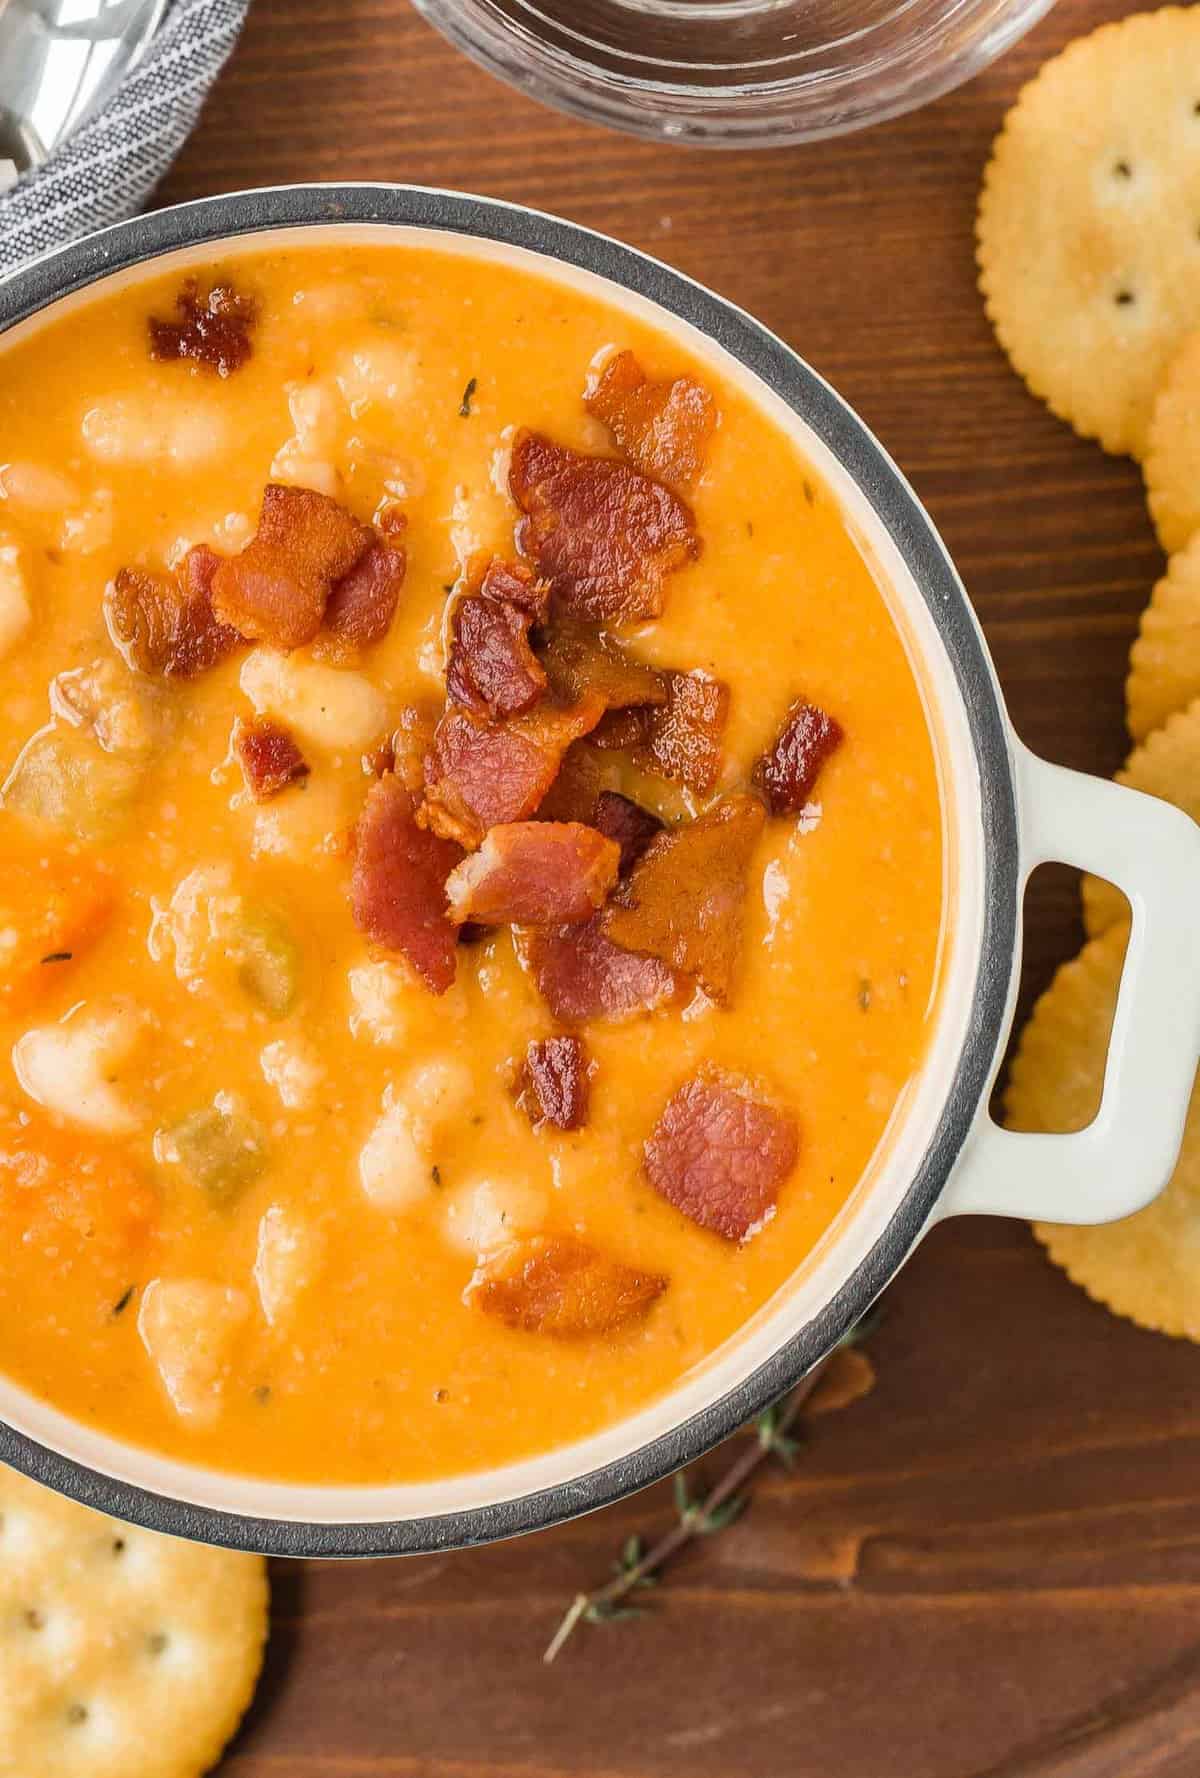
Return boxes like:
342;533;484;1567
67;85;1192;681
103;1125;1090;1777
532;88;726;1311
334;339;416;414
249;771;355;865
401;1057;474;1125
286;378;340;444
358;1092;433;1212
442;1176;547;1257
269;442;341;499
147;864;240;980
13;998;150;1134
269;379;343;496
0;460;79;512
260;1037;325;1109
290;283;367;324
254;1205;324;1327
240;649;388;753
58;489;113;555
82;393;231;468
347;959;414;1046
0;541;31;659
138;1279;250;1425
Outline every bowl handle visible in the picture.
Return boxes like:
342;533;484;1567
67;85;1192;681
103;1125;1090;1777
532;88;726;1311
936;742;1200;1224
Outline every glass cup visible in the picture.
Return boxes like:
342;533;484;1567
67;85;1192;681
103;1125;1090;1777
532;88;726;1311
410;0;1055;146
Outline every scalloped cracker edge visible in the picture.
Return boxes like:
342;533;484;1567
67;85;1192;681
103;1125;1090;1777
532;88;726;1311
1082;697;1200;936
1005;923;1200;1341
1127;531;1200;741
1144;329;1200;552
977;7;1200;459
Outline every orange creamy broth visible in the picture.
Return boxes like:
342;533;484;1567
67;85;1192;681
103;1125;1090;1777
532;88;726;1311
0;244;943;1483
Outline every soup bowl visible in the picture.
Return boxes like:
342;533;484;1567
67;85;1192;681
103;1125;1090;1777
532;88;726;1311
1;184;1198;1557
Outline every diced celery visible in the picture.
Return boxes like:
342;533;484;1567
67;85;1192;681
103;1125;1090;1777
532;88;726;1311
2;724;141;842
232;907;301;1019
167;1103;267;1205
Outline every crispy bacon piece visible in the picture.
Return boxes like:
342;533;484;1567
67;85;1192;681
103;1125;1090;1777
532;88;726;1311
468;1233;666;1337
532;623;666;825
640;670;730;792
421;694;606;850
537;740;605;824
538;621;666;713
601;794;765;1005
593;790;664;876
317;535;407;662
753;698;844;815
147;277;257;376
589;706;647;754
644;1072;798;1241
585;350;716;491
211;484;372;651
445;822;620;926
474;556;551;621
517;1035;592;1131
235;716;310;801
364;737;395;778
366;701;440;788
350;773;462;994
509;431;699;622
448;599;543;715
594;669;729;795
377;503;408;543
516;918;680;1026
105;545;242;679
446;559;549;719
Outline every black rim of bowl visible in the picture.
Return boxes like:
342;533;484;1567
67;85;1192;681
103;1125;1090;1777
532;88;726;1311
0;185;1019;1556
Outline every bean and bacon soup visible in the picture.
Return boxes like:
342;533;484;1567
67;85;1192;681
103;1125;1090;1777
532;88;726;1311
0;248;943;1483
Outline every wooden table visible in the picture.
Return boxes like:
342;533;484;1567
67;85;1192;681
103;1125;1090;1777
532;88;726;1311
158;4;1200;1773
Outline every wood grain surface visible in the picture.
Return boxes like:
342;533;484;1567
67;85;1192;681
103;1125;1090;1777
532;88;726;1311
154;3;1200;1772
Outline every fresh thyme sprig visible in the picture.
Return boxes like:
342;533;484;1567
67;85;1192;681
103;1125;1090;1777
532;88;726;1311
543;1316;878;1664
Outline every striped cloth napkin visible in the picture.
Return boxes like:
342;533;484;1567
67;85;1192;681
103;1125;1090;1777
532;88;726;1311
0;0;250;279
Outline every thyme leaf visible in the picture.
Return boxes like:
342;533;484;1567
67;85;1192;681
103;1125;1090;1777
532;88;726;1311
756;1399;801;1468
542;1314;878;1664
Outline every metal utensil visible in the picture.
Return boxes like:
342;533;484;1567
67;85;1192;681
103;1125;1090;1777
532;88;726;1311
0;0;169;185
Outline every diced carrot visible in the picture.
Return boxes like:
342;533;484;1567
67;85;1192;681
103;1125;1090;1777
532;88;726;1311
0;812;115;1011
0;1107;158;1279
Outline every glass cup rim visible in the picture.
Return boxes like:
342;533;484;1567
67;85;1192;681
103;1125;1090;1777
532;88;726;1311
409;0;1059;146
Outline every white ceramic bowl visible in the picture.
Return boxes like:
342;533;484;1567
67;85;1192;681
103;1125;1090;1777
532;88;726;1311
2;185;1197;1556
